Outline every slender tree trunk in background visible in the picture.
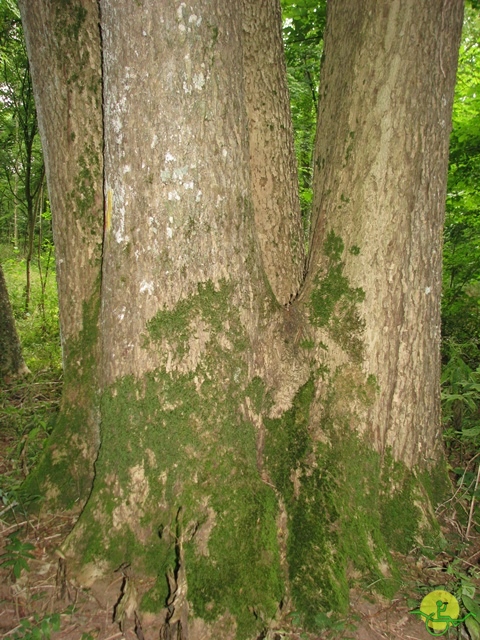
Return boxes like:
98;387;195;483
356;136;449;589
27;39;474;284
0;263;29;380
36;176;47;322
19;0;463;637
18;0;104;506
23;162;43;315
13;119;19;252
17;65;42;315
13;178;18;251
23;132;33;314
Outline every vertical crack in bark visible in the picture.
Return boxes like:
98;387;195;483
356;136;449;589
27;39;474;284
160;508;191;640
97;0;107;303
113;564;139;633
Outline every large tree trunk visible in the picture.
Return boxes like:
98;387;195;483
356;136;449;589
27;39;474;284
19;0;463;638
0;263;29;380
307;0;464;466
63;5;308;638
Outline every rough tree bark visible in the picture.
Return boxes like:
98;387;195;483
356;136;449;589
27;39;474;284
307;0;462;467
18;0;104;504
0;262;29;380
19;0;463;638
242;0;305;304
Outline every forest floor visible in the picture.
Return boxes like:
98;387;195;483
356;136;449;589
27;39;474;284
1;398;479;640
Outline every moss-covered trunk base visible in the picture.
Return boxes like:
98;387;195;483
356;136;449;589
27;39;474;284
263;373;450;631
18;276;450;640
21;296;101;512
49;365;449;640
60;369;283;640
21;402;97;510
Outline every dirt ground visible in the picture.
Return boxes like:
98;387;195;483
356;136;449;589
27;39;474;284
1;429;478;640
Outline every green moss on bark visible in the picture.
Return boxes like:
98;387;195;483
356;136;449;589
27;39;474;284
146;280;248;359
264;376;393;627
72;367;282;639
264;366;442;631
21;404;94;508
69;147;101;222
309;231;365;362
64;281;282;639
419;462;451;509
22;294;100;510
379;458;421;554
30;233;446;640
245;376;272;415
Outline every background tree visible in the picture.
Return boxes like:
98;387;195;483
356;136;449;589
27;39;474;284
19;1;463;638
0;0;47;311
0;261;29;379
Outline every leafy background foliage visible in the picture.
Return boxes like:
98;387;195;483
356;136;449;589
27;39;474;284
281;0;325;230
443;6;480;353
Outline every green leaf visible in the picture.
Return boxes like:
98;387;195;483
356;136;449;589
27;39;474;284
466;615;480;640
463;594;480;617
13;556;30;579
463;426;480;438
462;583;476;600
27;426;41;441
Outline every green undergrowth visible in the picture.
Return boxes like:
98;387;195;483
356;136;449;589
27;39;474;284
0;249;62;502
2;249;61;374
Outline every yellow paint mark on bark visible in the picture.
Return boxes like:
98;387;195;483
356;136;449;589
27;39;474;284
105;189;113;233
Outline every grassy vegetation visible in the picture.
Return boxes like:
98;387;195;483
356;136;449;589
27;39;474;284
0;244;62;500
0;244;61;373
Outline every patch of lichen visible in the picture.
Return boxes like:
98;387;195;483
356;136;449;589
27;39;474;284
55;0;87;41
62;293;101;387
53;0;100;97
69;147;101;222
309;231;365;362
